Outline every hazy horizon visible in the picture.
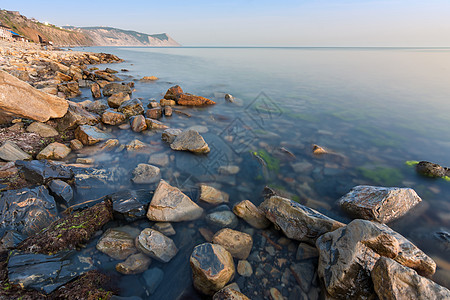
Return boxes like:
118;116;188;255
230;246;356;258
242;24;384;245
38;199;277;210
1;0;450;47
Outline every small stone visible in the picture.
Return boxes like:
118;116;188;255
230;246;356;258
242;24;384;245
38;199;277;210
36;142;71;160
85;99;109;114
130;115;148;132
148;101;160;108
170;129;210;154
145;118;169;130
135;228;178;263
96;228;138;260
225;94;235;103
152;222;176;236
199;184;229;205
290;262;317;293
233;200;271;229
75;125;113;146
212;228;253;260
70;139;83;150
141;76;158;81
116;253;151;275
126;139;147;151
146;108;162;119
164;106;173;117
118;99;144;117
312;144;328;155
26;122;59;137
142;267;164;294
160;99;176;107
148;153;169;167
90;83;101;99
213;287;250;300
132;164;161;184
102;109;126;125
0;141;32;161
237;260;253;277
188;125;209;133
269;288;285;300
218;165;240;175
162;128;182;144
199;227;215;242
206;211;238;229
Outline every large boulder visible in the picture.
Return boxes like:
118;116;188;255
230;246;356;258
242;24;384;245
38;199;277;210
0;70;68;122
135;228;178;263
316;219;436;299
57;101;100;131
75;125;113;145
371;257;450;300
147;180;204;222
260;195;345;244
233;200;271;229
212;228;253;260
170;129;210;154
96;228;138;260
190;243;235;295
338;185;422;223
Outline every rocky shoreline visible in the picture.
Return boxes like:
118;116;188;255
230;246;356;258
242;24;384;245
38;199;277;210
0;41;449;299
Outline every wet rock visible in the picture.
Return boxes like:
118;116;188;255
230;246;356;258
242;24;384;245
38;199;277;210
116;253;151;275
75;125;113;145
146;118;169;130
233;200;270;229
103;82;132;97
170;129;210;154
0;70;68;122
212;228;253;260
153;222;176;236
206;211;238;229
36;142;71;160
141;76;159;81
70;139;84;150
142;267;164;294
372;257;450;300
130;115;148;132
57;102;100;131
48;179;74;205
26;122;59;137
146;107;162;119
118;99;144;117
102;108;126;125
148;100;160;108
164;85;184;100
148;152;169;167
0;230;26;251
162;128;182;144
338;185;422;223
199;184;229;205
160;99;176;106
147;179;204;222
416;161;447;178
190;243;235;295
108;92;131;108
213;287;250;300
106;189;154;221
91;82;101;99
0;140;32;161
7;250;93;294
0;185;58;236
316;219;436;299
96;228;138;260
132;163;161;184
16;159;74;184
164;85;216;106
312;144;328;155
135;228;178;263
225;94;235;103
85;99;109;114
58;81;81;98
260;196;345;244
126;139;147;151
218;165;240;175
164;106;173;117
237;260;253;277
291;161;314;174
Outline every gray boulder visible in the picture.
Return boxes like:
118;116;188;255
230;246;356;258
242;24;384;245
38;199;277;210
170;129;210;154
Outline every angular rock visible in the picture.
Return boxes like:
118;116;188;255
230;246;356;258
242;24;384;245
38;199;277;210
147;179;204;222
224;94;235;103
290;261;317;293
170;129;210;154
163;85;184;100
296;243;319;261
0;70;68;122
85;99;109;114
160;99;176;107
416;161;447;178
206;211;238;229
212;228;253;260
15;159;74;184
142;267;164;294
118;99;144;117
75;125;113;145
26;122;59;137
108;92;131;108
48;179;74;206
135;228;178;263
96;228;138;260
132;163;161;184
36;142;71;160
57;102;100;131
260;195;345;244
55;71;72;81
190;243;235;295
316;219;437;299
91;82;101;99
116;253;152;275
0;186;58;236
199;184;229;205
0;140;32;161
233;200;270;229
103;82;132;97
146;108;162;119
126;139;147;151
372;257;450;300
162;128;182;144
145;118;169;130
130;115;148;132
106;189;154;221
338;185;422;223
102;109;126;125
164;85;215;106
70;139;83;150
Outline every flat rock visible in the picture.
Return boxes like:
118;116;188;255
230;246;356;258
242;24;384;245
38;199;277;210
199;184;229;205
260;195;345;244
135;228;178;263
0;140;32;161
163;85;215;106
15;159;74;184
190;243;235;295
372;257;450;300
36;142;71;160
48;179;74;206
162;128;182;144
116;253;152;275
75;125;113;145
57;102;100;131
316;219;437;299
103;82;132;97
132;163;161;184
96;228;138;260
338;185;422;223
206;210;238;229
212;228;253;260
118;99;144;117
0;70;68;122
102;109;126;125
233;200;270;229
26;122;59;137
170;129;210;154
147;179;204;222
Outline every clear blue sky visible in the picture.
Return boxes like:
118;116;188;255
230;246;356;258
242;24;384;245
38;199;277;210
1;0;450;46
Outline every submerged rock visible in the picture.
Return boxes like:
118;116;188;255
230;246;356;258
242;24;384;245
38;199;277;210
190;243;235;295
260;195;345;244
96;228;138;260
338;185;422;223
233;200;270;229
142;267;165;294
206;210;238;229
146;118;169;130
105;189;154;221
147;179;204;222
75;125;113;145
36;142;71;160
0;140;32;161
136;228;178;263
199;184;229;205
170;129;210;154
16;159;74;184
416;161;447;178
131;163;161;184
212;228;253;260
116;252;152;275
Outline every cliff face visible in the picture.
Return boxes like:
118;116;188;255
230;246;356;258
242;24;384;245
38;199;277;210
0;10;180;47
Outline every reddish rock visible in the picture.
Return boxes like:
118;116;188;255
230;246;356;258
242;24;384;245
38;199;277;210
146;108;162;119
91;83;101;99
164;85;215;106
164;85;184;100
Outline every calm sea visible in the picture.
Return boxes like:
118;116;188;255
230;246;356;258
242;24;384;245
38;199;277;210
72;46;450;297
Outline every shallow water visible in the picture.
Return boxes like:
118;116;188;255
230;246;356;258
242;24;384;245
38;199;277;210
69;46;450;297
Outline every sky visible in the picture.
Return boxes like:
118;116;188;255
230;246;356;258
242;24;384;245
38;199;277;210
1;0;450;46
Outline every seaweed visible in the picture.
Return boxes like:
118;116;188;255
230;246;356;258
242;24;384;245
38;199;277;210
252;149;280;172
357;166;403;186
405;160;420;166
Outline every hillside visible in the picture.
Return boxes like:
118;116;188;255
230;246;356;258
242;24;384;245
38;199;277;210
0;10;180;47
